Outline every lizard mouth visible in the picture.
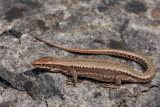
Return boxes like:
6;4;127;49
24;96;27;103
32;63;55;70
32;60;47;68
33;64;49;68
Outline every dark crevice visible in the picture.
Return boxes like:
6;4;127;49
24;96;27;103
129;84;160;99
45;101;49;107
1;29;22;39
0;76;13;89
125;1;147;14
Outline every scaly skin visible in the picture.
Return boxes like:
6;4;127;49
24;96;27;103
30;34;155;85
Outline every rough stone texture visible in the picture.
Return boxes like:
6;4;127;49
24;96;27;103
0;0;160;107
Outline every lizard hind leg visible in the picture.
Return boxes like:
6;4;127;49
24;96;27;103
66;77;75;86
115;77;122;86
101;83;120;99
66;69;78;87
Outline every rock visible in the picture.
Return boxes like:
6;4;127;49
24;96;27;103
0;0;160;107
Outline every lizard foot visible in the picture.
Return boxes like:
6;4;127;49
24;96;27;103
66;77;77;87
101;83;119;99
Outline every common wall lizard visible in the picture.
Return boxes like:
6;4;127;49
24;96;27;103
30;34;155;98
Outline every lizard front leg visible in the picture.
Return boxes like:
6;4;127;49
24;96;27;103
67;69;78;87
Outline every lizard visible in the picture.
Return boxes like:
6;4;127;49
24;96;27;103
30;33;155;98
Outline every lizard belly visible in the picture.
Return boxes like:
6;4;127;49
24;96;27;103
67;66;127;82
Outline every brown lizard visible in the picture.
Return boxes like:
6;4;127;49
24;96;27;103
30;34;155;98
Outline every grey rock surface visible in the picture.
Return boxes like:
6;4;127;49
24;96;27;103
0;0;160;107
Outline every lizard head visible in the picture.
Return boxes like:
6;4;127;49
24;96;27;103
32;57;58;70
